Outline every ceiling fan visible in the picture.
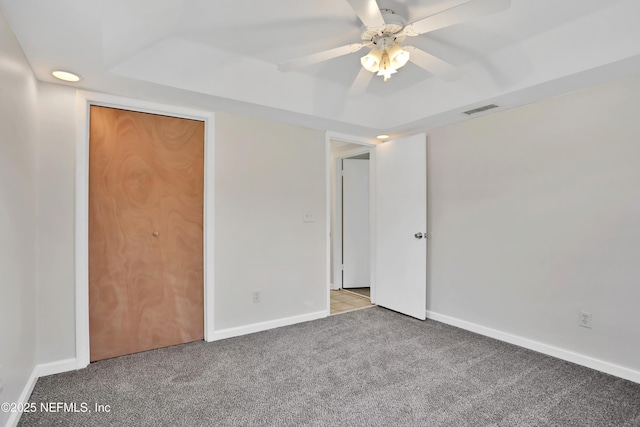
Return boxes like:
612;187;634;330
278;0;511;92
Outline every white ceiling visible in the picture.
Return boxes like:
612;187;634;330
3;0;640;138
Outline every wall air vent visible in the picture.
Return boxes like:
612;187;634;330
463;104;499;115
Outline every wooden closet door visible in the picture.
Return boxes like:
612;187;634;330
89;106;204;361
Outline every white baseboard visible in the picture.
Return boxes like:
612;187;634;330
4;359;77;427
37;358;77;378
209;310;328;341
5;366;38;427
426;310;640;385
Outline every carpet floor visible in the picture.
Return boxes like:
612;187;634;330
19;307;640;426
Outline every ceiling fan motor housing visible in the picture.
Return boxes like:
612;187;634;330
360;9;407;43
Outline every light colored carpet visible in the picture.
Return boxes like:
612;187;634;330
19;307;640;426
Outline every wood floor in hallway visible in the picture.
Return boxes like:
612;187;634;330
330;289;374;315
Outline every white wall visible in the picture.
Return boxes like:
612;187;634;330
214;112;327;330
36;83;77;363
0;10;39;426
428;73;640;372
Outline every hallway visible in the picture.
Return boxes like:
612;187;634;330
330;289;373;315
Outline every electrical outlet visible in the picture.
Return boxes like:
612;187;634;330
579;311;592;329
253;291;261;303
303;213;315;223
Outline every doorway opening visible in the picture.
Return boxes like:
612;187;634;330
325;132;428;320
329;138;375;315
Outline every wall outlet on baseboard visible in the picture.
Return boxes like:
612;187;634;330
579;311;592;329
253;291;261;303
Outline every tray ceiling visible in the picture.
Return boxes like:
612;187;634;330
2;0;640;137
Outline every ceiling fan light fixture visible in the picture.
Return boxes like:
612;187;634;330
376;51;397;82
388;43;410;69
377;67;397;82
361;48;382;73
360;42;409;81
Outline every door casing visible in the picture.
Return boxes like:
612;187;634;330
75;91;215;369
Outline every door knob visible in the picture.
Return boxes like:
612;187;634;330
153;231;160;237
414;232;423;239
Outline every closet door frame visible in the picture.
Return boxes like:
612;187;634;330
75;91;216;369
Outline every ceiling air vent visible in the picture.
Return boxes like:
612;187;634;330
463;104;499;115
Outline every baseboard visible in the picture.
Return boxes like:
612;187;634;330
4;358;78;427
5;366;38;427
37;358;77;378
426;310;640;384
209;310;328;341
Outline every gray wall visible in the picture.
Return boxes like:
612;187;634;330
0;10;38;426
428;73;640;372
36;83;77;363
214;112;327;329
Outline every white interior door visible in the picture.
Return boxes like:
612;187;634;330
343;158;370;288
374;134;427;320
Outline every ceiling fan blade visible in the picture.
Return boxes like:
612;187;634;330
348;67;374;97
278;43;367;72
404;46;462;81
345;0;386;29
404;0;511;36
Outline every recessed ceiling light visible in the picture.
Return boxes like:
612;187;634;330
52;70;81;82
376;134;390;140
